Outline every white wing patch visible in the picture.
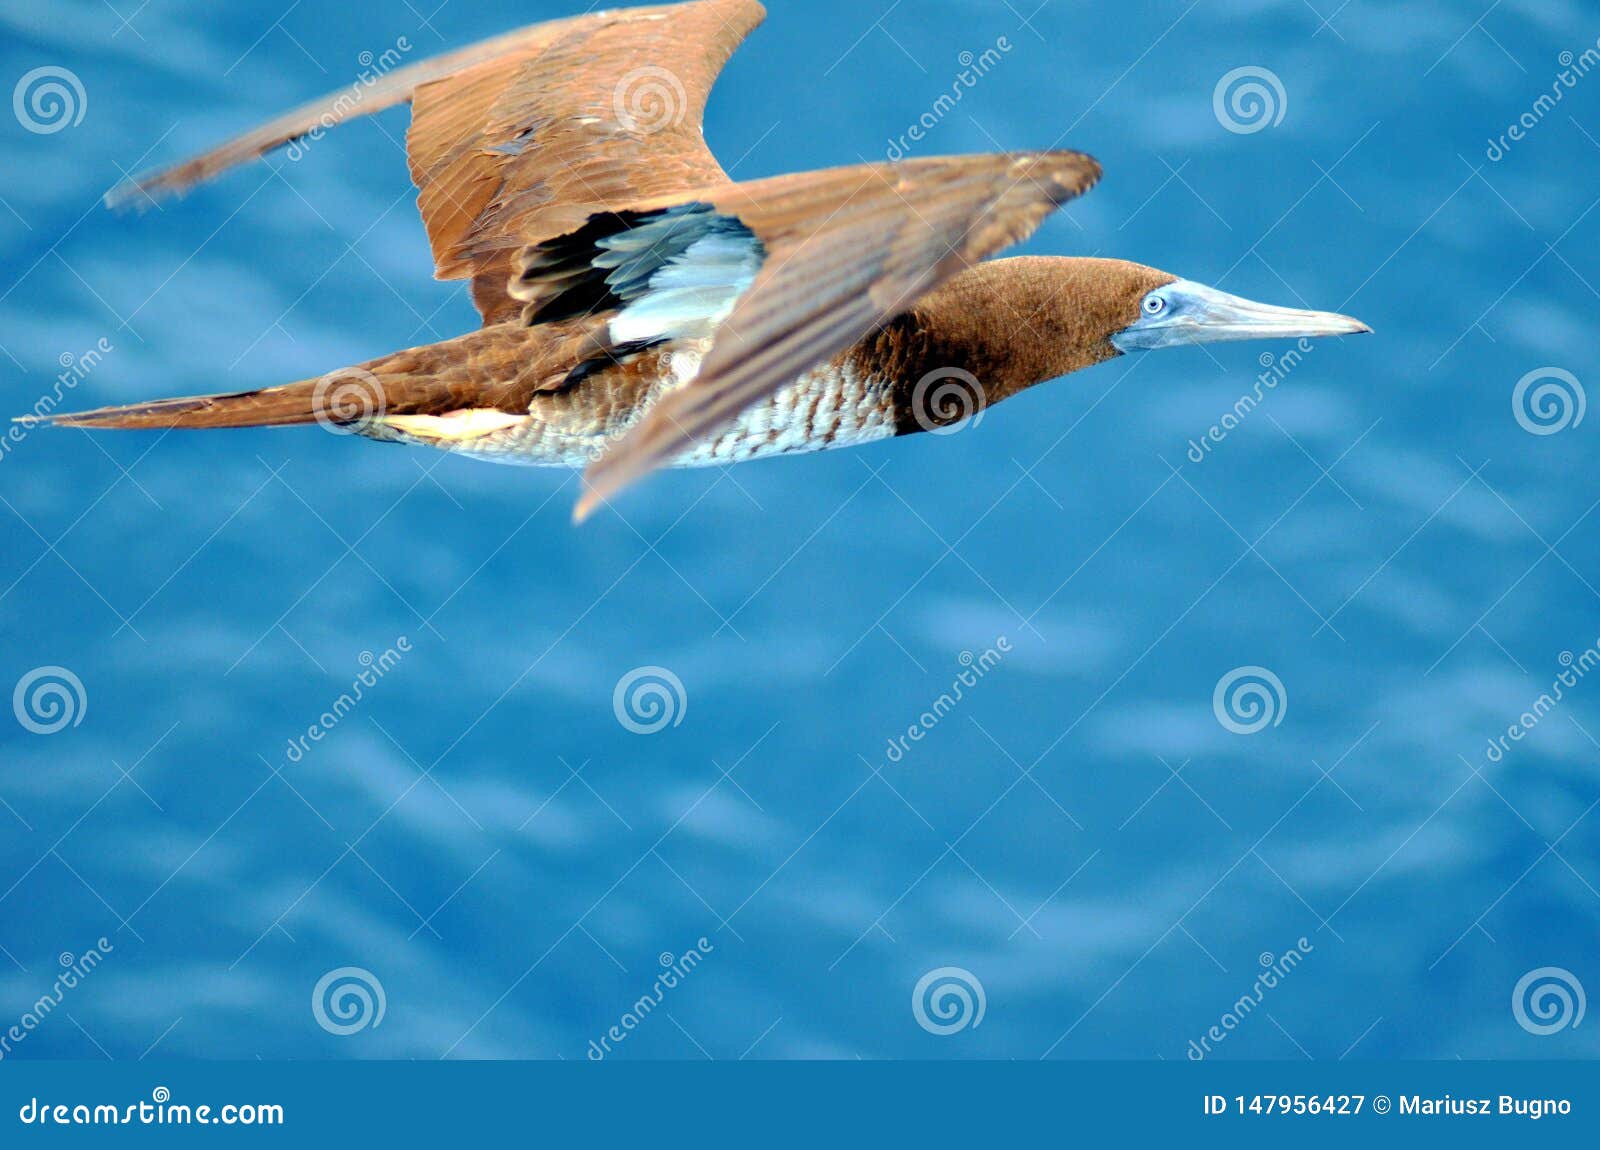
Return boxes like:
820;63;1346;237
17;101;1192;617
380;409;527;441
511;203;764;358
605;230;761;346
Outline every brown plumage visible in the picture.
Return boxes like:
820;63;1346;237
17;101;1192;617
41;0;1370;521
868;258;1180;425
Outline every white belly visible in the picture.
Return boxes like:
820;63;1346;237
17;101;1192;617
434;352;898;468
668;354;896;466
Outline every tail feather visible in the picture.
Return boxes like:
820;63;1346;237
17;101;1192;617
27;380;328;431
30;325;552;437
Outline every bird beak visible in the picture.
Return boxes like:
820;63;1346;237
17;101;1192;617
1112;279;1372;351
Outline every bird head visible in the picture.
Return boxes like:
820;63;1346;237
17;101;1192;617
1106;265;1371;353
898;257;1373;421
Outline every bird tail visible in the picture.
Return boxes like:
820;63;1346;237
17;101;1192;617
22;375;373;431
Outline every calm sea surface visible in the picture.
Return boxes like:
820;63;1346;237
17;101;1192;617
2;0;1599;1060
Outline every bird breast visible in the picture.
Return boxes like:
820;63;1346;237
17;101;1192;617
454;346;901;468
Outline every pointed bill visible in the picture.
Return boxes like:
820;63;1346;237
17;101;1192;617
1112;279;1371;351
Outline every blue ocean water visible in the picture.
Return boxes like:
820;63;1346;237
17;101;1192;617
1;0;1598;1063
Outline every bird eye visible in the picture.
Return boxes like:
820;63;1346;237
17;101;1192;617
1143;294;1167;316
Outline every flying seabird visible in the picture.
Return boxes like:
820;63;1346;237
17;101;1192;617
36;0;1370;521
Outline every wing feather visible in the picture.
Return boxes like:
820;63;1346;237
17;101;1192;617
104;0;766;323
572;150;1102;518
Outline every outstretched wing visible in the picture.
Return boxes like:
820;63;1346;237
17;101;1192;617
104;0;766;323
529;151;1103;520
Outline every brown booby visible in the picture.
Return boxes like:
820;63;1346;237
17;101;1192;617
33;0;1369;521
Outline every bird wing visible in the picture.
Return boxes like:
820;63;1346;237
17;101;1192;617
103;0;767;324
534;151;1103;520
